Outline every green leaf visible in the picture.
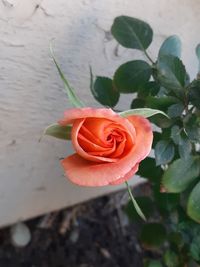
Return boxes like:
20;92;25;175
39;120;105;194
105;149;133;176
188;80;200;109
178;133;192;159
140;223;167;249
114;60;152;93
188;181;200;223
167;103;184;118
163;249;179;267
154;191;180;214
168;232;184;248
137;157;163;180
43;123;72;140
171;126;191;159
138;81;160;98
158;35;181;58
196;44;200;73
125;181;146;221
190;235;200;261
119;108;169;118
130;98;145;109
144;259;163;267
50;45;84;108
111;16;153;50
185;114;200;142
150;114;172;129
171;125;181;145
162;156;200;193
125;196;155;221
155;140;175;166
146;96;177;111
157;55;187;97
91;76;119;107
152;132;162;148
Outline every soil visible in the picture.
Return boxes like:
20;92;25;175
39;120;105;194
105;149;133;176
0;185;151;267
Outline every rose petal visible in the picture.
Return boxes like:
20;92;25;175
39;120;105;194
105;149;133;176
109;163;139;185
61;115;153;186
72;118;118;163
58;108;136;143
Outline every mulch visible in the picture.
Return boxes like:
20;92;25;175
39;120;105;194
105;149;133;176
0;185;152;267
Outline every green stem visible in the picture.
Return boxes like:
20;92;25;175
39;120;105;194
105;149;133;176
125;181;146;221
143;49;155;65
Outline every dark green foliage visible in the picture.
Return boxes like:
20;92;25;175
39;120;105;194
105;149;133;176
184;114;200;142
162;157;200;193
92;76;119;107
144;259;163;267
188;181;200;223
111;16;153;50
137;157;163;180
164;249;179;267
140;223;167;249
125;196;155;221
155;140;175;166
196;44;200;73
188;80;200;109
158;35;181;59
157;55;187;97
113;60;152;93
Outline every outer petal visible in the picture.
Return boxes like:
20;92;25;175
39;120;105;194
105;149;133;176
109;163;139;185
61;115;153;187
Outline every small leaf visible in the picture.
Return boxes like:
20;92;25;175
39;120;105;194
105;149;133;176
125;196;155;221
163;249;179;267
44;123;72;140
119;108;169;118
50;45;84;108
140;223;167;249
138;81;160;98
125;181;146;221
150;114;172;129
196;44;200;73
167;103;184;118
188;181;200;223
171;125;181;145
157;55;187;97
111;16;153;50
155;140;175;166
91;76;119;107
137;157;163;180
114;60;152;93
130;98;145;109
144;259;163;267
154;191;180;214
178;133;192;159
146;96;177;111
190;235;200;261
185;114;200;142
162;156;200;193
188;80;200;109
158;35;181;58
168;232;183;248
171;126;192;159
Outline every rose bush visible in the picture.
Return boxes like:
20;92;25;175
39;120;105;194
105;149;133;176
58;107;153;187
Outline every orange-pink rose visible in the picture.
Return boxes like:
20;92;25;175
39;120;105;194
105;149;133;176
59;108;153;187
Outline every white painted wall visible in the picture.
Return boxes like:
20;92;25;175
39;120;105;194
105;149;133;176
0;0;199;227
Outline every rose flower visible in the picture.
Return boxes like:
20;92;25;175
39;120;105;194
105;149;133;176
59;108;153;186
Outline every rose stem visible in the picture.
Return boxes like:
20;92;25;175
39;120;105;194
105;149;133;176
125;181;146;222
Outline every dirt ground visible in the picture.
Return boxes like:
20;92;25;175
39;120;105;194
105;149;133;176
0;186;151;267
